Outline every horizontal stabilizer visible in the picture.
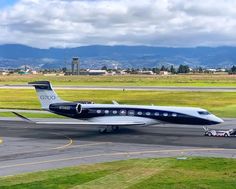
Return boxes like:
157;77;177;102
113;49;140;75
12;112;35;123
28;81;52;90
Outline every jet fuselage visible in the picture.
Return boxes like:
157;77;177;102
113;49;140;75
49;102;223;126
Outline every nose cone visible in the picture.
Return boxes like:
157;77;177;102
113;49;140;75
210;115;224;124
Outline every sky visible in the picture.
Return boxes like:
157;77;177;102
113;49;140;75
0;0;236;48
0;0;18;9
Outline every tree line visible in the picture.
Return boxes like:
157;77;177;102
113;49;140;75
60;65;236;74
124;65;191;74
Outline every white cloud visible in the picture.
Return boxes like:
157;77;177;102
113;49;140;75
0;0;236;48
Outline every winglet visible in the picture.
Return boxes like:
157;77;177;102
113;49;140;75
12;112;35;123
112;100;119;105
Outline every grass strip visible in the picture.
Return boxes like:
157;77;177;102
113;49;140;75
0;89;236;117
0;74;236;87
0;157;236;189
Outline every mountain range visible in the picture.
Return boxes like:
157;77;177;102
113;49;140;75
0;44;236;69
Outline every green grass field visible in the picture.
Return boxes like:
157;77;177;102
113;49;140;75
1;74;236;87
0;89;236;117
0;112;64;118
0;157;236;189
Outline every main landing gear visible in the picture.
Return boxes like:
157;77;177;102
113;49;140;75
99;126;120;134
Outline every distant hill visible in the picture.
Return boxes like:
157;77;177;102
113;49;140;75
0;44;236;69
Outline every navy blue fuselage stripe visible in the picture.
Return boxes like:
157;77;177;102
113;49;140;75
49;105;218;125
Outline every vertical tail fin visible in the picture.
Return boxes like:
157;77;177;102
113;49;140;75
29;81;65;110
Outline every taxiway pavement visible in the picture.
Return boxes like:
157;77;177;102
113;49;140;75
0;118;236;177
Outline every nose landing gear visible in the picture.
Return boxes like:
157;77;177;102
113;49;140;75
99;126;120;134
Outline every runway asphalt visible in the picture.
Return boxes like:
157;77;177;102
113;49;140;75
2;85;236;91
0;118;236;177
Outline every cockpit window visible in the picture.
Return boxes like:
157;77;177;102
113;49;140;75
198;111;210;115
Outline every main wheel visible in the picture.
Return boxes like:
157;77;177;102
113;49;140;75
112;126;119;132
208;132;213;137
224;133;229;137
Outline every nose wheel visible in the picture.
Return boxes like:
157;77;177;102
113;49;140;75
99;126;120;134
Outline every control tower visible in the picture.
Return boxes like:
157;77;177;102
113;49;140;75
71;57;80;75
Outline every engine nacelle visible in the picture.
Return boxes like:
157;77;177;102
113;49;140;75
49;102;82;115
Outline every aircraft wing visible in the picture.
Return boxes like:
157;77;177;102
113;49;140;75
12;112;146;126
0;109;50;114
35;122;145;126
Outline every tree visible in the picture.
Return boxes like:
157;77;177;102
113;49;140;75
62;67;67;73
160;65;167;71
198;67;203;73
101;66;107;70
170;65;176;74
229;66;236;74
152;67;160;74
178;65;190;74
126;68;131;73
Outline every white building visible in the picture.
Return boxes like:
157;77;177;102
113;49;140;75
159;71;170;75
138;71;154;75
88;70;108;75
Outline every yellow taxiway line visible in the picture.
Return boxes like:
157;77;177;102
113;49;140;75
64;142;112;149
50;133;111;150
51;133;73;150
0;148;235;170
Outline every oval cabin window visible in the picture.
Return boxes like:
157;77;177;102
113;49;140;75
154;112;159;116
146;112;151;116
137;111;143;115
163;113;168;117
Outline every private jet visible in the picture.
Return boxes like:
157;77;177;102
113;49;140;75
14;81;223;133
